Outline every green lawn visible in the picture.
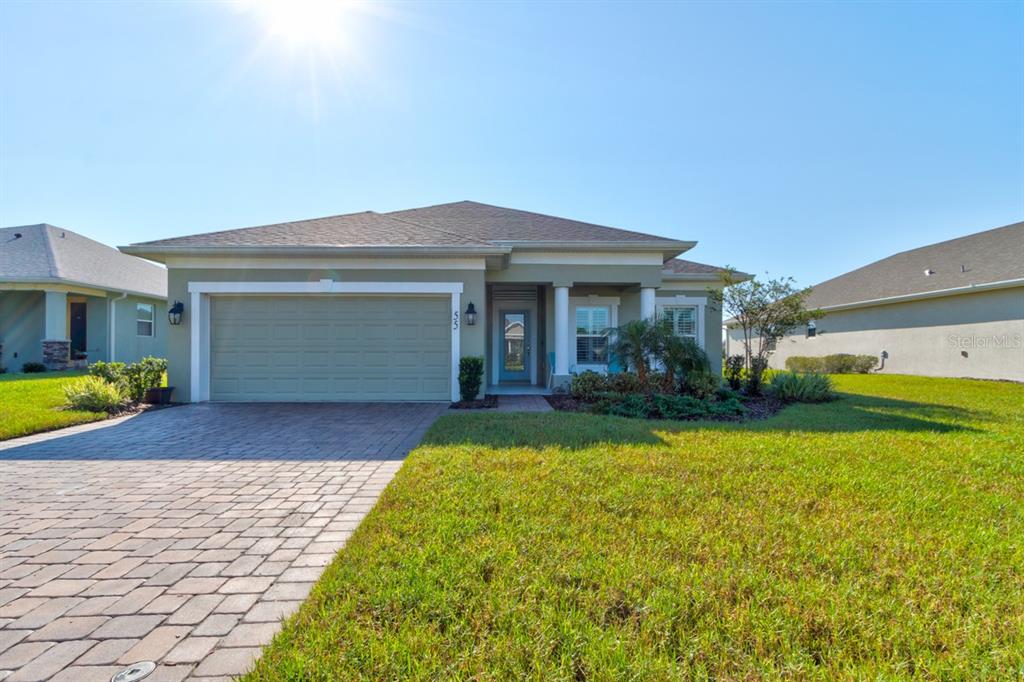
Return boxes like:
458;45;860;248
247;375;1024;680
0;370;106;440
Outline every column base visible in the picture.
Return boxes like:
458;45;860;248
42;340;70;371
549;373;572;392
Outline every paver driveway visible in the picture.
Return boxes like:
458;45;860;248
0;402;446;681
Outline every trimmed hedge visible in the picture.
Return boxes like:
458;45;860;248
785;354;877;374
458;356;485;402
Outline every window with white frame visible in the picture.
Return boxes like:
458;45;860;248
575;306;609;364
663;305;698;342
136;303;154;337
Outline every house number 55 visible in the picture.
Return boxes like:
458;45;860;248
452;310;460;330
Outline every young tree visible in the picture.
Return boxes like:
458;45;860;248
709;271;821;382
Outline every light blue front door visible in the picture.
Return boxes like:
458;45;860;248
499;310;530;382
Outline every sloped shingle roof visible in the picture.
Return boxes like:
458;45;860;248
130;211;493;249
126;201;686;251
387;201;678;244
805;221;1024;309
1;224;166;298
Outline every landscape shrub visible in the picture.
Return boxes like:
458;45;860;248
590;393;650;419
652;394;708;420
706;395;748;417
746;357;769;395
769;371;835;402
785;354;877;374
89;360;126;384
608;371;644;395
63;376;128;413
589;391;747;421
682;371;720;400
571;371;610;401
724;355;745;390
458;356;485;402
90;357;167;402
21;362;46;373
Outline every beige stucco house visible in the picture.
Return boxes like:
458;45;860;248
121;201;735;402
1;224;167;371
725;221;1024;381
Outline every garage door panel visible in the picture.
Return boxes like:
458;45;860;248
211;295;451;401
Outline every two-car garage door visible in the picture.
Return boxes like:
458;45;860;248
209;296;451;401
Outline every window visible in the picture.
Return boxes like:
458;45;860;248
136;303;154;337
575;306;609;364
663;305;698;341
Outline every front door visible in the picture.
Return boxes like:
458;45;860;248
69;302;87;354
499;310;530;382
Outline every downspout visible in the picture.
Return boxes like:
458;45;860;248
109;292;128;362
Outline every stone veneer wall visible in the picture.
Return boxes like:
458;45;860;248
42;340;70;371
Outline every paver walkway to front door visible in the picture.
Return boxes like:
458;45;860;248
0;402;446;681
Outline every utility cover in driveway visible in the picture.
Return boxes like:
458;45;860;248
210;295;451;401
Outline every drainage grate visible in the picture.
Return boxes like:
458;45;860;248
111;661;156;682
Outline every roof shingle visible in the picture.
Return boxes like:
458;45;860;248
1;224;166;298
805;221;1024;309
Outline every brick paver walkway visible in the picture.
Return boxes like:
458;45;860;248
494;395;552;412
0;402;446;681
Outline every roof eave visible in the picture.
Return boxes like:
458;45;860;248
813;277;1024;313
119;244;512;261
0;276;166;300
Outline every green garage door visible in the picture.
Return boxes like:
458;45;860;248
210;296;451;401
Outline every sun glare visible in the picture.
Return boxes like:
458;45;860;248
243;0;353;50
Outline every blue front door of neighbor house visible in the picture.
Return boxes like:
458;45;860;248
499;310;530;382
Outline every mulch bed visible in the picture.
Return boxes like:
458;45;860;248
545;393;787;422
449;395;499;410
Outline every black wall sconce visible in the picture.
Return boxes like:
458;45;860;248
464;302;477;326
168;300;184;325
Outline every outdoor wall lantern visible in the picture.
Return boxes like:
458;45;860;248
168;301;184;326
464;302;477;326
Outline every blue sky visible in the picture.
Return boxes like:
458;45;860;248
1;1;1021;287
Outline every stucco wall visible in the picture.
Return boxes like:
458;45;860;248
727;287;1024;381
111;295;168;364
166;267;486;401
0;291;45;369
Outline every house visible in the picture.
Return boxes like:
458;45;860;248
120;201;736;402
0;224;168;371
725;221;1024;381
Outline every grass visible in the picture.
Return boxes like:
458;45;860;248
246;375;1024;680
0;370;106;440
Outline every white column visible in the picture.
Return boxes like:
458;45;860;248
43;290;68;340
450;292;461;402
640;287;656;320
190;290;201;402
554;286;570;375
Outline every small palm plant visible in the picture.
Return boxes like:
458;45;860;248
661;334;710;393
605;319;666;389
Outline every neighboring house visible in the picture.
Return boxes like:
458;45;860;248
0;224;168;371
725;221;1024;381
120;201;738;402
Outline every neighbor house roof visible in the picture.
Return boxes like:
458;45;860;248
1;224;167;298
120;201;694;257
805;221;1024;310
